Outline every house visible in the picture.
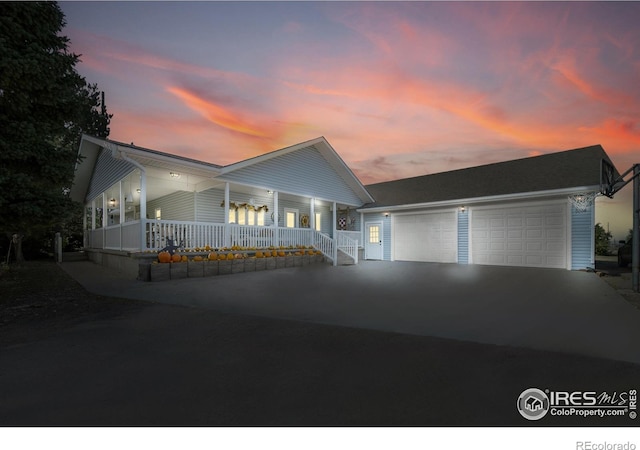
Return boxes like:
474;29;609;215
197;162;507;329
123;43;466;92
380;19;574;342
359;145;617;270
71;136;617;274
70;135;373;273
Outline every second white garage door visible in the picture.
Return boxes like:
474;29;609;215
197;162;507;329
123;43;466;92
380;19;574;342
471;203;567;269
393;211;457;263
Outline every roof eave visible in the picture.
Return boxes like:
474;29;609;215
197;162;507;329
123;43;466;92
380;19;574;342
357;185;600;213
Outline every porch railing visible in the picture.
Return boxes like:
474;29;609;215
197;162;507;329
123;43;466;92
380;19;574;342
85;220;355;266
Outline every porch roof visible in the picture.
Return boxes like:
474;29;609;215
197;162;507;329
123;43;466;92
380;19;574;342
360;145;619;210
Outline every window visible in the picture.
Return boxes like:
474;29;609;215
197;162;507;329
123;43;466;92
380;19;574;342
155;208;162;220
368;225;380;244
315;212;322;231
257;210;265;226
285;208;298;228
228;209;236;224
237;208;246;225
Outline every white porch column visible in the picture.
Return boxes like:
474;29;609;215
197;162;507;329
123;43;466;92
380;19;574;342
91;199;96;230
332;201;337;266
310;197;315;246
119;180;125;250
224;182;230;248
102;194;107;249
273;191;279;247
139;170;147;250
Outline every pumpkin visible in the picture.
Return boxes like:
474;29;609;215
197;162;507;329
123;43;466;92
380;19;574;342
158;251;171;264
171;253;181;263
278;251;285;257
208;252;218;261
181;255;188;262
256;251;264;258
193;255;203;262
234;253;243;259
307;250;314;256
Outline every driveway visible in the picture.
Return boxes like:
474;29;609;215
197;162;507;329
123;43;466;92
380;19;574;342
61;260;640;364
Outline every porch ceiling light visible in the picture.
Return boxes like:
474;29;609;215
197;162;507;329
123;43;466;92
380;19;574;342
108;198;116;207
267;190;274;194
170;172;181;179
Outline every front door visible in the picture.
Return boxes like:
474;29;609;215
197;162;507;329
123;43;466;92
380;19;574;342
365;222;383;260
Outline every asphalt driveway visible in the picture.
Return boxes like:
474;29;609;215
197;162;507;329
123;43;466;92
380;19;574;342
61;260;640;364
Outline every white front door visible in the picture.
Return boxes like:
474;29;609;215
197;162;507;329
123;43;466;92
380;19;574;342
365;222;383;260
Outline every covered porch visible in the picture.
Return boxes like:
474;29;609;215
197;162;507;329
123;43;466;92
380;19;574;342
83;174;362;265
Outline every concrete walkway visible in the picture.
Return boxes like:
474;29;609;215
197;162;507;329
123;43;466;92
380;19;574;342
60;260;640;364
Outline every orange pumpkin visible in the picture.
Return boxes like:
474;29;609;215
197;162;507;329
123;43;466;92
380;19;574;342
208;252;218;261
193;255;203;262
181;255;188;262
171;253;181;263
256;251;264;258
158;251;171;263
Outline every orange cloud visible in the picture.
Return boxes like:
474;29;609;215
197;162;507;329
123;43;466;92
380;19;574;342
166;86;271;139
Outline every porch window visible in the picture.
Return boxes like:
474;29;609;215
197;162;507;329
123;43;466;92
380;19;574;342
155;208;162;220
237;208;246;225
285;208;298;228
257;210;265;226
247;209;255;226
315;212;321;231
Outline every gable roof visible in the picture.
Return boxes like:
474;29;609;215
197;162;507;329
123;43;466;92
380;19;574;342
361;145;617;210
220;136;374;205
71;134;373;206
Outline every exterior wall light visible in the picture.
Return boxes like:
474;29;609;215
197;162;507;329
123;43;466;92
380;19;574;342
384;212;390;217
460;206;466;213
169;172;181;178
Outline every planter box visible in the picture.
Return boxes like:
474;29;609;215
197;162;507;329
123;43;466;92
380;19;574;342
232;258;245;274
276;257;286;269
285;255;294;268
255;258;266;271
302;254;310;266
170;262;188;280
150;263;170;282
188;260;205;278
244;258;256;272
138;263;151;281
218;259;233;275
204;260;219;277
293;255;303;267
266;258;277;270
315;254;324;263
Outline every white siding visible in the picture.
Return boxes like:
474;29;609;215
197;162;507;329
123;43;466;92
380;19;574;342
86;148;136;202
221;145;363;206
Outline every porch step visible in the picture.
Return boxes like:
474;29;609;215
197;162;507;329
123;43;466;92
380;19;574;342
62;251;88;262
337;248;356;265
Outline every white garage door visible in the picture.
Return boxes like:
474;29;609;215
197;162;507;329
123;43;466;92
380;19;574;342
471;203;567;269
393;211;457;263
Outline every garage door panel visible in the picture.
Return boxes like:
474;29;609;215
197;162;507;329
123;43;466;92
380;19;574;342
394;212;457;263
471;204;567;269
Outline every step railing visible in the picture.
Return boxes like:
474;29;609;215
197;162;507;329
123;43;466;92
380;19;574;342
337;232;358;265
312;230;336;266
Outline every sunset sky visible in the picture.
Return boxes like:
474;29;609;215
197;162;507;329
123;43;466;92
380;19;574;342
60;1;640;239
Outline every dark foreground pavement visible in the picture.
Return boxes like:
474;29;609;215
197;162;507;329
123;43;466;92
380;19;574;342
1;297;639;426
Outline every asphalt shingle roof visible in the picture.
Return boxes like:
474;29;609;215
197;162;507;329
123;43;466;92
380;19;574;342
362;145;615;208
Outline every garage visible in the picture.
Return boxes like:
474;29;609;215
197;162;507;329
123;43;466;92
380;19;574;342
470;203;567;269
393;211;457;263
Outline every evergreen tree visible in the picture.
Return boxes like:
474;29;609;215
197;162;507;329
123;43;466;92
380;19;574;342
0;1;111;262
594;223;612;256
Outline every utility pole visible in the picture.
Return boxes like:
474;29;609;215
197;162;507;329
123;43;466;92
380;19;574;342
633;164;639;292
